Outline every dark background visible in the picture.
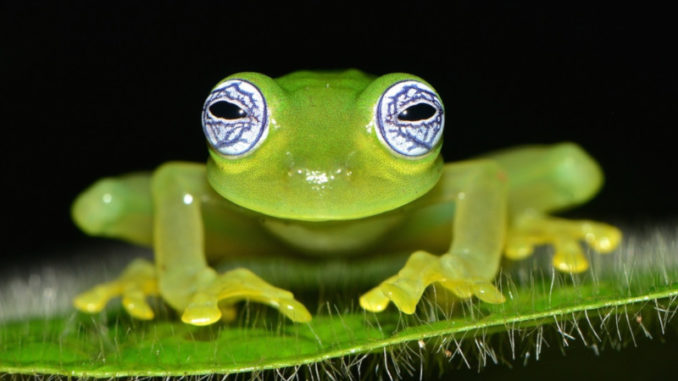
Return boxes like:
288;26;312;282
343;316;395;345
2;2;676;378
3;2;676;261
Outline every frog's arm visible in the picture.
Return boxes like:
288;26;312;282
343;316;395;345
150;162;215;310
361;159;508;313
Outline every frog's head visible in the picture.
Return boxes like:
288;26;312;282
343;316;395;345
203;70;444;221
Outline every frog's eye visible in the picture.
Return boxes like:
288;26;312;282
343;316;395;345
376;80;444;157
201;79;269;156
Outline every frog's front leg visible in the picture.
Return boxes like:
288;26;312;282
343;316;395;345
360;160;508;313
151;162;310;325
75;162;310;324
74;258;158;319
72;172;159;319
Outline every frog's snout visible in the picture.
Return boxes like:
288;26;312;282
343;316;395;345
287;166;352;188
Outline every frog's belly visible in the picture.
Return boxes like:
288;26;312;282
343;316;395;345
261;212;405;256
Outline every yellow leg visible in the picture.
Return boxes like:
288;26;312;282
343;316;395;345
150;162;311;325
73;258;158;320
362;160;507;314
73;260;310;324
360;251;505;314
505;212;622;273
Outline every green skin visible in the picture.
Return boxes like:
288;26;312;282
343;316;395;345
72;70;621;325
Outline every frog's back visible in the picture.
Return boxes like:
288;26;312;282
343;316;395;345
275;69;376;93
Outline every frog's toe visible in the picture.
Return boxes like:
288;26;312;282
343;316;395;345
380;279;427;314
121;288;155;320
73;284;118;313
553;238;589;273
581;222;622;253
73;258;158;319
438;279;504;303
504;233;537;260
182;293;221;326
181;299;239;325
438;280;473;299
359;276;396;312
360;278;426;315
470;281;505;303
273;298;312;322
181;268;311;326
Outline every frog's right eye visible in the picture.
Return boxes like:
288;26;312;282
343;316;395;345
375;80;444;157
201;79;269;157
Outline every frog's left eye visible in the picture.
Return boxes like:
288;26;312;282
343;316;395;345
202;79;269;156
376;80;444;157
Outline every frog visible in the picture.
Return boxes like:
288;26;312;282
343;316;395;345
71;69;621;325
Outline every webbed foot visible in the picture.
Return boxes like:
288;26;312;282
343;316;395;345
181;268;311;326
360;251;505;314
505;212;621;272
73;258;158;320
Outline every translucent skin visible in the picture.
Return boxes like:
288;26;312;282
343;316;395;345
71;70;621;325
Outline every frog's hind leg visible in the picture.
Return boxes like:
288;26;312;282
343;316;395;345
72;172;159;318
505;213;621;272
71;172;153;246
485;142;622;272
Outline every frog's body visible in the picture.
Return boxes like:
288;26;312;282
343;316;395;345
72;70;621;324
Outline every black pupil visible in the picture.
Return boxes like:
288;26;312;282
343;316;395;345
209;101;247;119
398;103;437;121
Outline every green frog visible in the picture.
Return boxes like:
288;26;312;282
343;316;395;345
71;70;621;325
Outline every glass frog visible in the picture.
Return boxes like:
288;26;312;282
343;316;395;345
71;70;621;325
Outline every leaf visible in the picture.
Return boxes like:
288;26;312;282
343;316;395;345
1;224;677;378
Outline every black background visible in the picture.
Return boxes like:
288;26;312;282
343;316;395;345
2;2;677;378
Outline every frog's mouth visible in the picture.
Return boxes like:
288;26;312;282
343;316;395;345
206;157;443;222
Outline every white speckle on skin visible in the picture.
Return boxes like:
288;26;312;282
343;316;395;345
183;193;194;205
365;120;375;134
102;193;112;204
305;170;330;185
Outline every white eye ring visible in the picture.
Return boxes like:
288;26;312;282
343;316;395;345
376;80;444;157
201;79;269;157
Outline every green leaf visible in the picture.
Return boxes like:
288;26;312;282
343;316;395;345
1;224;677;378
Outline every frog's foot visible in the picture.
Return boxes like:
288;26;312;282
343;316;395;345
360;251;505;314
181;268;311;326
505;213;622;273
73;258;158;320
